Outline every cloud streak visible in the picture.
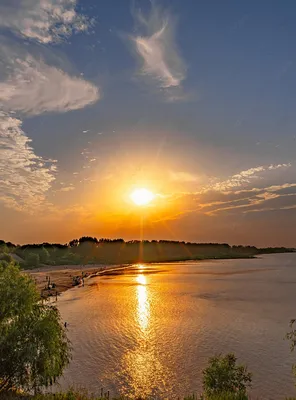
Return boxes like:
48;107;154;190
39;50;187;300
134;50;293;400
0;51;99;116
0;0;89;44
131;5;186;97
204;164;291;192
155;164;295;222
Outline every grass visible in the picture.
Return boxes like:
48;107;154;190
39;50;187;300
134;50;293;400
0;390;254;400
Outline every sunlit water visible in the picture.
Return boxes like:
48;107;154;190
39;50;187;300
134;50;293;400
56;254;296;399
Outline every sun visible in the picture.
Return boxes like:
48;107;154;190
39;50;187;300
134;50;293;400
130;188;154;206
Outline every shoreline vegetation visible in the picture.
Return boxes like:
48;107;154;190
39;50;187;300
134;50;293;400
0;237;295;299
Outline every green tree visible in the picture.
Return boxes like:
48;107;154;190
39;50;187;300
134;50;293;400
286;319;296;378
0;263;71;393
202;354;252;399
39;247;50;264
0;244;9;254
0;260;9;269
25;252;40;268
0;253;13;263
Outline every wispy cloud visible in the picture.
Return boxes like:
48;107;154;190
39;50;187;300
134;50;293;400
206;164;291;192
155;164;295;222
0;0;90;44
0;46;99;210
130;5;186;99
0;51;99;115
0;112;56;211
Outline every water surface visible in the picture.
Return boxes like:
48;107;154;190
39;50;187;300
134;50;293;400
57;254;296;399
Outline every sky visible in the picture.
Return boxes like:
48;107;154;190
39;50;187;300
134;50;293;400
1;0;296;247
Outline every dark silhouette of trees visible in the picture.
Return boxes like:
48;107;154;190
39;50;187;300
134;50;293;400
0;238;293;268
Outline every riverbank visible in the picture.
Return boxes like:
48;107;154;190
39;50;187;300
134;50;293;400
25;254;256;298
24;251;292;299
24;254;267;299
26;264;130;298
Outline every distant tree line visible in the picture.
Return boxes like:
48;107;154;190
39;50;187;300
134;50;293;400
0;238;294;270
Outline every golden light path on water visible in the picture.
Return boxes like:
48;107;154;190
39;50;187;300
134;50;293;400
119;265;171;399
136;273;149;331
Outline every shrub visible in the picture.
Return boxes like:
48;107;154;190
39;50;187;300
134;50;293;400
0;260;9;269
0;253;14;263
39;247;50;264
25;252;40;268
286;319;296;379
202;353;252;399
0;263;71;393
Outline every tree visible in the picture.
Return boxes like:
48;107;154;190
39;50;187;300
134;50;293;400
39;247;50;264
0;253;13;263
202;353;252;399
286;319;296;378
0;263;71;393
69;239;79;247
0;244;9;254
25;252;40;268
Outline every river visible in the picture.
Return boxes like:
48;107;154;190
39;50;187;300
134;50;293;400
56;253;296;399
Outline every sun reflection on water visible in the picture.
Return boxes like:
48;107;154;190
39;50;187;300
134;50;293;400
137;264;145;273
136;274;149;331
117;268;174;398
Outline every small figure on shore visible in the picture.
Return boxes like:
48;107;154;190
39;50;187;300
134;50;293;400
64;321;68;328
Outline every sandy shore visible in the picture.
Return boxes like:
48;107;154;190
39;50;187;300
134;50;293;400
26;264;125;298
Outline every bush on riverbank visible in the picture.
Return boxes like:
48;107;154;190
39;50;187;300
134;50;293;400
0;263;71;393
201;354;251;399
0;353;253;399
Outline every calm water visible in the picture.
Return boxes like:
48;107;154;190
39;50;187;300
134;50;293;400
57;254;296;399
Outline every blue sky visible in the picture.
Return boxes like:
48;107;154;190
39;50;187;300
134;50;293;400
1;0;296;246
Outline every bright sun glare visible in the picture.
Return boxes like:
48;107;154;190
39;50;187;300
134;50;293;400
130;188;154;206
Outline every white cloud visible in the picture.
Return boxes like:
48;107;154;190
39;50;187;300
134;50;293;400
131;5;186;94
0;0;89;44
0;37;99;210
208;164;291;192
0;53;100;115
0;112;56;211
268;163;291;170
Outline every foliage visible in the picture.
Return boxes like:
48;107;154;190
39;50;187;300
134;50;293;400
0;390;252;400
0;263;71;393
202;354;252;398
0;244;9;254
286;319;296;378
1;238;293;268
0;260;9;269
39;247;50;264
25;252;40;268
202;393;248;400
0;253;14;263
33;389;110;400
